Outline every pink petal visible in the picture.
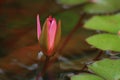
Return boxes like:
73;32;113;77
37;14;41;40
48;18;57;50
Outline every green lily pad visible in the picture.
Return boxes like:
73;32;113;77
88;58;120;80
84;14;120;33
71;73;103;80
86;33;120;52
84;0;120;14
55;11;79;35
58;0;88;6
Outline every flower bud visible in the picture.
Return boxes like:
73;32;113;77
37;14;61;56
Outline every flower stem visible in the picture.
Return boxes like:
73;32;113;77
58;13;87;53
36;56;50;80
80;50;104;71
93;50;103;60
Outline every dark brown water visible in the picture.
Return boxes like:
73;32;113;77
0;0;109;80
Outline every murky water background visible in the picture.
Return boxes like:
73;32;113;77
0;0;108;80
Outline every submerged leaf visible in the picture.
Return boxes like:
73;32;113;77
57;0;88;6
84;0;120;14
55;11;79;35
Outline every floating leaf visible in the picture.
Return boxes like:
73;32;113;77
88;59;120;80
84;0;120;14
84;14;120;33
86;33;120;52
71;73;103;80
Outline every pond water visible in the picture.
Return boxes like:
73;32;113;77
0;0;109;80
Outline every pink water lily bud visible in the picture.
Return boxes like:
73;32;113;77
37;14;61;57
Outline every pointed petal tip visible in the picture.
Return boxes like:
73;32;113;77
37;14;39;17
48;15;52;19
37;14;41;40
58;20;61;28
